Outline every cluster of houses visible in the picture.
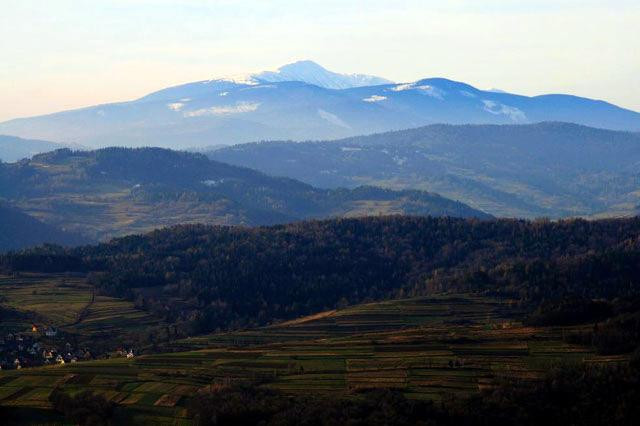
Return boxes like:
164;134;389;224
0;327;93;371
0;324;140;371
116;348;136;359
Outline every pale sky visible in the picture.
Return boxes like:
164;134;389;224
1;0;639;122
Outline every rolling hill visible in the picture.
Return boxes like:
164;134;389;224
0;61;638;149
0;203;88;252
208;122;640;218
0;147;489;241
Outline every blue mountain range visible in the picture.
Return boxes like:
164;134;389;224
1;60;638;149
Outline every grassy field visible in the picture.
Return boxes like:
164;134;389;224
0;288;626;424
0;273;161;338
0;274;92;328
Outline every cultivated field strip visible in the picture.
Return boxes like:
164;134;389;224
0;291;626;424
177;295;518;349
0;273;91;327
0;273;162;338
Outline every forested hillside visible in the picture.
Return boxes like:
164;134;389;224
3;216;639;334
209;122;640;218
0;147;487;241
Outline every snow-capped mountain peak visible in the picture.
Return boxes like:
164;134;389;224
251;60;394;89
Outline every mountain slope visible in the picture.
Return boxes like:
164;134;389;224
208;122;640;218
0;62;638;148
0;147;489;240
0;203;88;251
0;134;67;162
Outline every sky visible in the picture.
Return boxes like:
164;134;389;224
1;0;639;122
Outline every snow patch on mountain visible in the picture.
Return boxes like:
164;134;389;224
202;179;224;186
206;76;258;86
363;95;387;103
390;83;414;92
418;85;445;100
184;102;260;117
390;83;444;99
318;109;351;129
482;100;526;122
167;102;185;111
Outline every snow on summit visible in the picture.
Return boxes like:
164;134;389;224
252;60;393;89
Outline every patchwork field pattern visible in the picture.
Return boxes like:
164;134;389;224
0;293;626;424
0;274;91;328
0;273;161;338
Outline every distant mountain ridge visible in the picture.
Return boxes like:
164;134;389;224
0;61;638;148
0;147;489;241
208;122;640;219
0;135;69;162
0;203;88;251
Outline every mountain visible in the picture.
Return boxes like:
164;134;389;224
0;202;88;251
0;134;67;162
208;122;640;219
252;60;393;89
0;147;489;241
0;62;638;149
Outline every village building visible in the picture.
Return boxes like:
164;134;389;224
45;327;58;337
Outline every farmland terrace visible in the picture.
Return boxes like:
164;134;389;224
0;291;625;425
